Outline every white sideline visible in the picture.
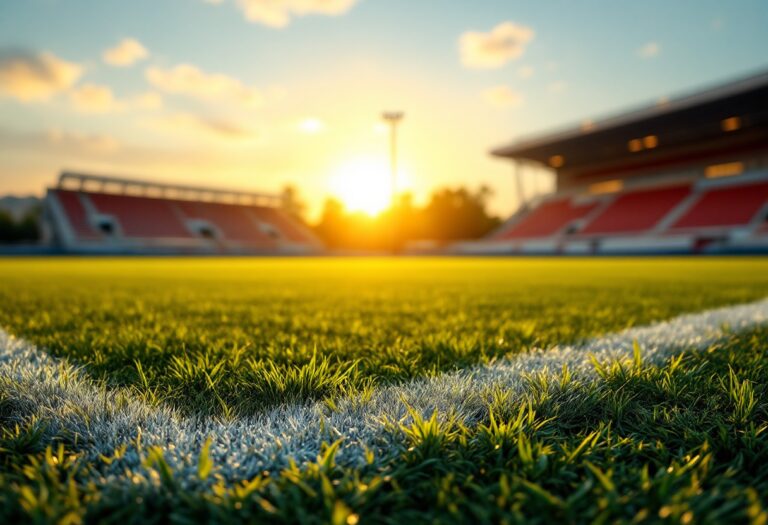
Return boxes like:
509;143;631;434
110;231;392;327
2;298;768;488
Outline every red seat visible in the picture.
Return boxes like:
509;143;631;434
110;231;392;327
88;193;192;238
580;184;691;235
176;201;275;244
251;207;315;244
496;198;598;239
671;181;768;230
53;190;100;240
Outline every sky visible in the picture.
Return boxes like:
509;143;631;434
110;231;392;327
1;0;767;219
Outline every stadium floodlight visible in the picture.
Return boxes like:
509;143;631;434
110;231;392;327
382;112;404;203
382;111;404;253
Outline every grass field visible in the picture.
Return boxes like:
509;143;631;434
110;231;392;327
1;257;768;523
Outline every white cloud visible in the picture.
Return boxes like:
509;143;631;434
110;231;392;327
69;84;163;113
482;86;523;108
547;80;567;94
132;91;163;110
103;38;149;67
46;128;120;153
0;49;82;102
146;64;262;108
459;22;534;69
70;83;118;113
148;112;259;142
213;0;359;28
517;65;534;79
637;41;660;59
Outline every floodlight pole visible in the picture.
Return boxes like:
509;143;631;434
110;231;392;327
513;160;526;211
382;111;404;253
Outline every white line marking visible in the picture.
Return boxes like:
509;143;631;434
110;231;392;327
2;298;767;487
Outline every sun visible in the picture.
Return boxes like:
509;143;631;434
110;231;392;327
330;158;404;216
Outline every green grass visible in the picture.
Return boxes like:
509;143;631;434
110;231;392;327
2;325;768;524
2;257;768;415
1;256;768;524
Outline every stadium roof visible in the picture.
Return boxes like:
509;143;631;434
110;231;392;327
491;70;768;169
56;171;282;206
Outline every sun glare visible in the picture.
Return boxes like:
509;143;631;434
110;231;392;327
299;118;325;134
330;159;409;216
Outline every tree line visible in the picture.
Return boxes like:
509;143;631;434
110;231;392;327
283;185;502;251
0;209;40;244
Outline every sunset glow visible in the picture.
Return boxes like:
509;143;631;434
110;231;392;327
0;1;765;221
299;118;325;134
330;159;393;215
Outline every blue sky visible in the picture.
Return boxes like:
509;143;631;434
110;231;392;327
1;0;767;217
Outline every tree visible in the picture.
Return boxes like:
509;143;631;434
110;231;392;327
420;185;500;241
0;211;15;243
280;185;307;222
314;198;348;249
0;208;41;244
311;185;501;251
16;211;41;242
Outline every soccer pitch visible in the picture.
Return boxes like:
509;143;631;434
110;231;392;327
1;257;768;523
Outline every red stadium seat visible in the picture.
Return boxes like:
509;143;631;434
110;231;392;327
496;197;599;239
88;193;193;238
176;201;276;245
670;180;768;230
580;184;691;235
251;207;316;244
46;173;322;253
54;190;101;240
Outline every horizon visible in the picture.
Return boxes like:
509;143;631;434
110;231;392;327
1;0;767;220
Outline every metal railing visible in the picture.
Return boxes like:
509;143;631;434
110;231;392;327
56;171;282;207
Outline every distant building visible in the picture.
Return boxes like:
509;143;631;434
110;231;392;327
45;172;322;254
464;71;768;254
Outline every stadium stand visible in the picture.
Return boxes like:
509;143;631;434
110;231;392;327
175;201;276;245
670;179;768;231
254;206;318;245
45;172;321;254
464;70;768;254
89;193;193;239
52;190;101;241
494;197;599;239
579;183;691;236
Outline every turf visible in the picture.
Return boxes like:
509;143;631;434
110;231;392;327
1;256;768;524
2;320;768;523
1;257;768;416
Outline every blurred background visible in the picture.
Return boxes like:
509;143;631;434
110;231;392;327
1;0;767;252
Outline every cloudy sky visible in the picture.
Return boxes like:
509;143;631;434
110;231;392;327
1;0;767;218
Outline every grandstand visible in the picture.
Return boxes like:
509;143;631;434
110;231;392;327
462;70;768;254
45;172;322;254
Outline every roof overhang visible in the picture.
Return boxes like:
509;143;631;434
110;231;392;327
491;70;768;169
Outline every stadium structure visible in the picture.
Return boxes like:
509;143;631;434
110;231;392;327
44;172;322;254
462;70;768;255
